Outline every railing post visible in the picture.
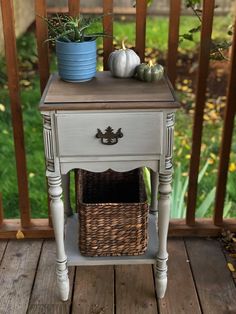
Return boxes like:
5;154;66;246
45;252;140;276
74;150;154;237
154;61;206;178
167;0;181;86
0;193;3;226
103;0;113;70
35;0;50;94
214;12;236;225
68;0;80;16
186;0;215;226
0;0;31;228
135;0;147;62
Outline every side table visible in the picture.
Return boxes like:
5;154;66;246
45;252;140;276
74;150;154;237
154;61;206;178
39;71;179;301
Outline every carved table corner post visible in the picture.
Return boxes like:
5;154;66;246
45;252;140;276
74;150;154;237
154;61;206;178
43;112;69;301
155;112;175;298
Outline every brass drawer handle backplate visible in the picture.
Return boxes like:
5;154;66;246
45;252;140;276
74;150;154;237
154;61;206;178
95;126;123;145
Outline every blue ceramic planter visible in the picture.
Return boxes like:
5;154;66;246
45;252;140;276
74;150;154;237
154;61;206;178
56;39;97;82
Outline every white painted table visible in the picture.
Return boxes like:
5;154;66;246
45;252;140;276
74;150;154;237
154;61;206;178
40;71;179;301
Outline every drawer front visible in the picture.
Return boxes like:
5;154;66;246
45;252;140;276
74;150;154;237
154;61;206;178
55;111;163;157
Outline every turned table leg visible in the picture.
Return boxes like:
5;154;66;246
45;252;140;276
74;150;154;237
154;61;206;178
155;172;172;298
48;175;69;301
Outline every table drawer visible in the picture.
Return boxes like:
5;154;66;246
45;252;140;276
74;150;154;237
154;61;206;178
55;111;163;157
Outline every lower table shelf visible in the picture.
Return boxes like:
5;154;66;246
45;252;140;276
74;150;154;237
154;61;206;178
65;213;158;266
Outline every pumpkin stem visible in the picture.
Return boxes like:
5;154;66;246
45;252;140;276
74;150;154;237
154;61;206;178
122;39;126;50
149;60;154;67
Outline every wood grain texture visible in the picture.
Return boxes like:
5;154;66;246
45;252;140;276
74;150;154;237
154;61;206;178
35;0;50;94
40;72;177;109
186;0;215;226
185;238;236;314
72;266;114;314
103;0;113;70
0;192;3;225
56;111;163;157
135;0;147;62
167;0;181;85
0;241;7;264
1;218;234;239
68;0;80;17
0;0;31;228
116;265;157;314
0;240;42;314
0;219;54;239
28;240;75;313
158;239;201;314
169;219;236;236
214;14;236;225
221;245;236;283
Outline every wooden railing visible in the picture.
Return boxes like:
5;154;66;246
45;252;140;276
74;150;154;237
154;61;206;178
0;0;235;238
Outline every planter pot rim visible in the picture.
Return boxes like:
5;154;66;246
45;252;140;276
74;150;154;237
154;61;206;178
56;38;96;45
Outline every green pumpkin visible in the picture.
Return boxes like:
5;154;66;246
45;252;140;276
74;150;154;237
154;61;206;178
136;61;164;82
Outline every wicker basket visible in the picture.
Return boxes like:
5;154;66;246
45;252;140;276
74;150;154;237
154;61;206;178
77;169;148;257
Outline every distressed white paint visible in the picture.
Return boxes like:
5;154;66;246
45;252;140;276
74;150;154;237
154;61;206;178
48;176;69;301
42;108;176;300
55;111;163;157
155;172;172;298
60;160;160;175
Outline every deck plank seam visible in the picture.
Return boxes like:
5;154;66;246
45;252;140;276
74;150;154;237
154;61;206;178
69;265;77;314
26;239;44;313
183;238;203;314
151;264;160;313
0;240;8;266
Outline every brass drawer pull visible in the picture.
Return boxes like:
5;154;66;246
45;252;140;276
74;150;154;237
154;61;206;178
96;126;123;145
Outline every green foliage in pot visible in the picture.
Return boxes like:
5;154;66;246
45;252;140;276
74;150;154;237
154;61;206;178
43;14;109;43
136;60;164;82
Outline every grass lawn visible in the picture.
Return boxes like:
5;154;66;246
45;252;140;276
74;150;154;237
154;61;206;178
0;15;235;219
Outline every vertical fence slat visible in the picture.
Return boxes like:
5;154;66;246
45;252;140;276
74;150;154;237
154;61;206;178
35;0;50;94
68;0;80;16
167;0;181;85
0;193;3;225
135;0;147;62
214;15;236;225
0;0;31;227
186;0;215;225
35;0;52;227
103;0;113;70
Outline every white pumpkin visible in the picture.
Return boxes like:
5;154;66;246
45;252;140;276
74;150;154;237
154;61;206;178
108;41;140;78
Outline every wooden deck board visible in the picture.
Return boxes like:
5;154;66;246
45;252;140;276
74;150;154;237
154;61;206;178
185;238;236;314
0;238;235;313
0;240;7;263
116;265;158;314
158;238;201;314
72;266;114;314
221;246;236;283
0;240;42;314
27;240;75;314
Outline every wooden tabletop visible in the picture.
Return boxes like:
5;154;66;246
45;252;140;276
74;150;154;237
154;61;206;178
39;71;180;111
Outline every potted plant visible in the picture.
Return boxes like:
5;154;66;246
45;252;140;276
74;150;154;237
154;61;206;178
44;14;109;82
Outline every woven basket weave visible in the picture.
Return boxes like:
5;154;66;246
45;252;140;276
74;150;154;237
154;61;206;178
77;169;148;257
